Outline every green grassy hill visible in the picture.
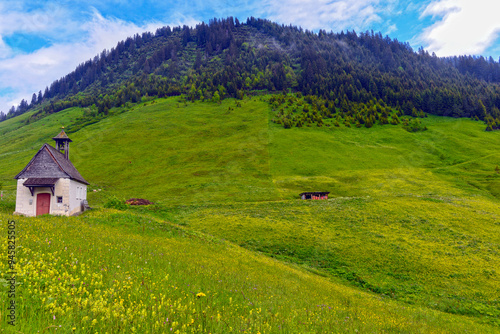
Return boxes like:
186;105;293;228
1;97;279;204
1;95;500;332
3;96;499;203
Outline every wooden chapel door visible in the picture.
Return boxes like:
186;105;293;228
36;193;51;216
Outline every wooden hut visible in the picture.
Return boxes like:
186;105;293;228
299;192;330;200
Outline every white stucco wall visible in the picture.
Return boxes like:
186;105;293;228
14;178;34;216
15;178;87;216
52;178;71;216
68;179;87;216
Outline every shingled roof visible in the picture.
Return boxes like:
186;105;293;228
15;143;89;184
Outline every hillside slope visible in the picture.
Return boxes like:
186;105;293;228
2;96;500;203
1;96;500;328
1;97;278;203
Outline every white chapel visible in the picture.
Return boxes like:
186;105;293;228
14;129;89;216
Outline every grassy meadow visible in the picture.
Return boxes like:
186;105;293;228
1;95;500;332
1;208;498;333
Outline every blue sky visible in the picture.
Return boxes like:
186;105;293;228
1;0;500;114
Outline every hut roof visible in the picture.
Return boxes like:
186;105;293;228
299;192;330;196
15;143;88;184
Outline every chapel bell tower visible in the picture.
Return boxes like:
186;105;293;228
52;127;72;160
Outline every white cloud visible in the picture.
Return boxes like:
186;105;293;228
0;8;197;113
0;4;57;35
82;9;163;55
420;0;500;57
385;23;398;35
0;3;79;46
0;39;11;58
261;0;384;32
0;3;72;61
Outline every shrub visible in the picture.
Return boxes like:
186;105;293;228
403;118;427;132
104;195;127;210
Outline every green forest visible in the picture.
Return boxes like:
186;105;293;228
2;17;500;131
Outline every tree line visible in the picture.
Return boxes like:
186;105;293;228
2;17;500;130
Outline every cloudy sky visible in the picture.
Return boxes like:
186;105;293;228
1;0;499;114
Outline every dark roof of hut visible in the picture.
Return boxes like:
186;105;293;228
299;192;330;196
15;143;88;184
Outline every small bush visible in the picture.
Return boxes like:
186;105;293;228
104;195;127;210
402;118;427;132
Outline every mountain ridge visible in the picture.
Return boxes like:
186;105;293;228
2;17;500;130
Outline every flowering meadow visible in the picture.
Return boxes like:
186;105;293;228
1;208;497;333
1;97;500;333
179;192;500;326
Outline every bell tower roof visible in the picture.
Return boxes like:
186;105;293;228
52;128;72;142
52;127;72;159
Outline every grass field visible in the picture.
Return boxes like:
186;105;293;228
1;96;499;204
175;196;500;325
1;208;499;333
0;98;279;205
1;95;500;332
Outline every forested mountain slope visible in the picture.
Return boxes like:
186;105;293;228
3;17;500;129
